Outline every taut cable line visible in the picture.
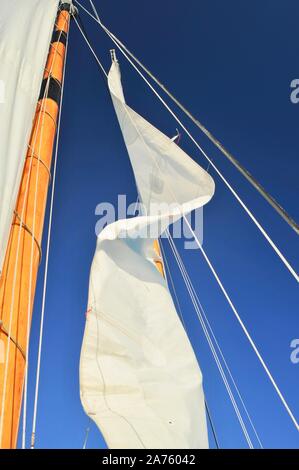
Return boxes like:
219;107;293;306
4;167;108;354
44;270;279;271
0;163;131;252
77;0;299;237
164;231;263;448
75;0;298;283
98;41;299;432
73;0;299;435
104;33;299;236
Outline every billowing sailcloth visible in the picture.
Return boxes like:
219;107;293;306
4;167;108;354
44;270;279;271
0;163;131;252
79;58;215;449
0;0;59;273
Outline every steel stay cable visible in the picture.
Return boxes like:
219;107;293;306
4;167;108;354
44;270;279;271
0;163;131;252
75;0;298;283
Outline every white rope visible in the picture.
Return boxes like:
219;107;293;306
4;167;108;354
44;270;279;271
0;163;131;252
121;54;299;435
164;232;254;447
86;0;299;237
73;15;107;77
159;238;187;331
73;12;252;442
29;21;70;450
83;36;254;441
0;86;46;448
182;217;299;431
83;425;90;449
105;45;299;433
112;62;299;433
88;0;99;20
160;238;223;447
76;1;299;433
0;18;63;445
75;0;298;283
21;17;70;450
73;1;299;434
21;79;49;450
161;237;223;448
165;230;263;448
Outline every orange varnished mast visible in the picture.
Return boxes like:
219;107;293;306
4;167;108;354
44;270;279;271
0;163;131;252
0;3;73;448
153;239;165;278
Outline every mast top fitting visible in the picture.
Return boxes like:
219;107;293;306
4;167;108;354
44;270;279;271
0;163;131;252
59;1;78;17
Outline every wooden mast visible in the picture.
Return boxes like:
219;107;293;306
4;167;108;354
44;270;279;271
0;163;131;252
0;2;73;449
153;239;165;278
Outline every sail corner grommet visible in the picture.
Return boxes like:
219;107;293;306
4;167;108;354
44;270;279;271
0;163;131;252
110;49;118;63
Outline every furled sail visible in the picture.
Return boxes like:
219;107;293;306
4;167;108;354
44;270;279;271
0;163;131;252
0;0;59;273
79;58;215;449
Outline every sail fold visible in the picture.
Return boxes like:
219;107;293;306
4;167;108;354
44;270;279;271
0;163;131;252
80;60;215;449
0;0;59;273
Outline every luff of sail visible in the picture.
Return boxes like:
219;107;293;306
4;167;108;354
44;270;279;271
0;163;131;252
79;58;215;449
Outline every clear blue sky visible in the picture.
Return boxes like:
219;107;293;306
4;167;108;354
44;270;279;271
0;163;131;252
18;0;299;449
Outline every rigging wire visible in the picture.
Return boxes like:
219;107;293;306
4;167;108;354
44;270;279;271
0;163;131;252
22;78;49;450
81;0;299;236
205;399;220;450
71;4;299;431
165;232;256;448
72;19;251;440
1;78;47;446
83;424;91;449
167;237;254;447
78;32;256;442
72;1;298;438
85;0;297;235
29;20;70;450
181;216;299;432
75;0;298;283
160;238;221;448
98;28;299;432
0;18;67;448
114;48;298;433
164;231;263;448
73;14;107;78
159;239;187;331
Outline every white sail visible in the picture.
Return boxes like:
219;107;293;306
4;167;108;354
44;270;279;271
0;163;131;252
0;0;59;273
79;59;215;449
